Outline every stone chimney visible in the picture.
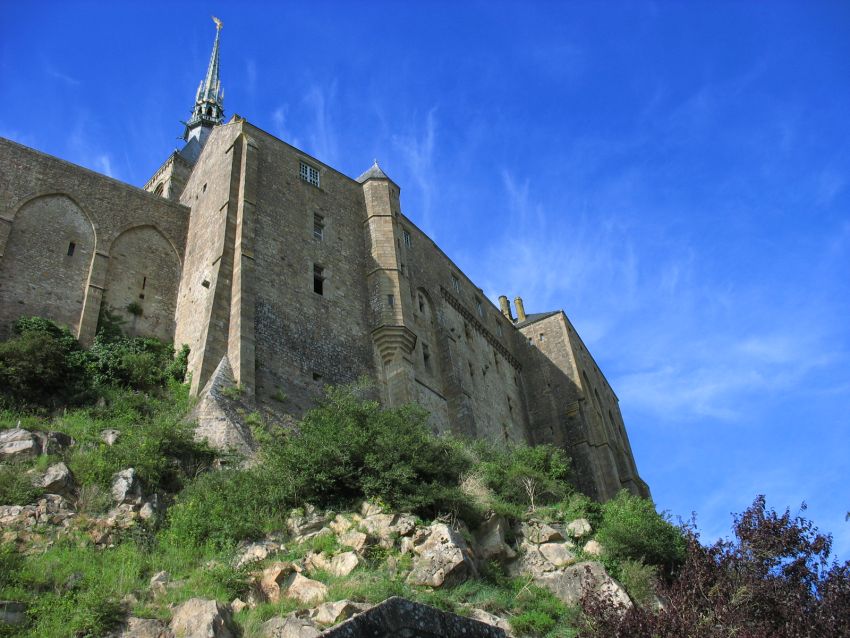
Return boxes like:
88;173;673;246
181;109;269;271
514;296;527;322
498;295;513;321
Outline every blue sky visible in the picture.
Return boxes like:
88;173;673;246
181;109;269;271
2;1;849;558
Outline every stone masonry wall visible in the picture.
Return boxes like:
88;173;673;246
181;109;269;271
0;137;189;345
244;124;374;416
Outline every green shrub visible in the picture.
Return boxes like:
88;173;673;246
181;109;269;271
0;317;91;407
260;382;473;518
0;465;43;505
616;558;658;608
163;468;274;550
86;335;181;391
596;490;685;578
468;440;572;513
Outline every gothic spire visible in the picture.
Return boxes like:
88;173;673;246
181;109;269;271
182;16;225;151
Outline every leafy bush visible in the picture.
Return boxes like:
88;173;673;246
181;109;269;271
0;316;191;408
86;335;186;391
0;317;91;407
595;490;685;579
468;440;572;515
260;383;473;518
0;465;43;505
163;468;273;550
581;496;850;638
616;558;658;608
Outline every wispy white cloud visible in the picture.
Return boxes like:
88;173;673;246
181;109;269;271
304;82;339;165
44;62;80;86
67;113;117;180
245;58;257;97
393;107;438;236
271;105;301;149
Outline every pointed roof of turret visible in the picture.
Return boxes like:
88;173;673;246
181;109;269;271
357;159;394;184
181;16;225;148
202;16;223;102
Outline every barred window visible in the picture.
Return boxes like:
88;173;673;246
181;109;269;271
403;229;412;248
300;161;320;187
313;214;324;240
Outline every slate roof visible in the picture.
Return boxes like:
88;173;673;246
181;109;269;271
515;310;560;329
356;161;394;184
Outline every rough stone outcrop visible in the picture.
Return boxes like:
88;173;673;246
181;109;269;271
169;598;236;638
406;523;478;588
115;617;173;638
261;614;321;638
319;597;505;637
37;462;74;497
534;561;632;609
111;468;143;504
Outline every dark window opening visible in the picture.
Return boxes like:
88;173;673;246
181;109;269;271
139;294;145;300
403;229;412;248
387;294;395;308
202;183;207;193
468;362;474;378
418;294;425;313
423;343;431;371
313;214;324;240
67;242;76;257
142;276;147;290
312;372;323;381
313;265;325;295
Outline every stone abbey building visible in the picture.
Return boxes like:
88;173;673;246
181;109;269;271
0;20;648;501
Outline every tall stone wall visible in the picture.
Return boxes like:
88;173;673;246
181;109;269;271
0;137;188;344
244;124;374;416
173;123;244;393
519;312;649;499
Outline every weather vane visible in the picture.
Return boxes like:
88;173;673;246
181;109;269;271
212;16;223;30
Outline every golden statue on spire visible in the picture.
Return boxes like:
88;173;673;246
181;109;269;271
212;16;223;30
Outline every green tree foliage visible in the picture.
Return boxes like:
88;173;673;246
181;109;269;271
581;496;850;638
0;316;190;409
260;383;473;517
0;317;91;407
470;440;572;514
163;469;272;551
595;490;686;579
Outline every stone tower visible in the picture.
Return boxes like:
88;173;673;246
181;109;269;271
143;17;225;201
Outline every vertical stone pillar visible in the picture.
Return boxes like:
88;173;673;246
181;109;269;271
227;133;258;396
361;170;418;408
77;251;110;346
191;135;241;394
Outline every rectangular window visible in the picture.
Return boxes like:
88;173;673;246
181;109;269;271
476;298;484;318
451;274;460;293
313;214;324;240
539;333;545;342
387;294;395;308
67;242;76;257
300;161;321;187
313;264;325;295
496;323;503;336
403;229;412;248
423;343;431;371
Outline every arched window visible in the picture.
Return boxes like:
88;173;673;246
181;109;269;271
153;183;164;196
